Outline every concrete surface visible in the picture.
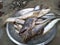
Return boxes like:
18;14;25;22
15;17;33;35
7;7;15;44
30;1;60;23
0;0;60;45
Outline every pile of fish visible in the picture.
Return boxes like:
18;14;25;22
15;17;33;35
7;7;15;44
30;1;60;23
5;6;55;43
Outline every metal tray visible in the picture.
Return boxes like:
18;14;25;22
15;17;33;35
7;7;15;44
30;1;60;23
6;8;56;45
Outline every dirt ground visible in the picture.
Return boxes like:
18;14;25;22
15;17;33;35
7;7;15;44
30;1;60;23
0;0;60;45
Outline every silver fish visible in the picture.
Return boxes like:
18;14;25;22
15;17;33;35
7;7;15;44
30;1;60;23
5;8;50;23
15;9;50;19
5;18;16;22
36;19;50;24
5;18;25;24
43;18;60;35
42;13;55;19
31;19;51;35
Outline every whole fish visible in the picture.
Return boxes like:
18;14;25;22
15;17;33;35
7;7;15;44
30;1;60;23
16;8;50;19
5;18;25;24
43;18;60;35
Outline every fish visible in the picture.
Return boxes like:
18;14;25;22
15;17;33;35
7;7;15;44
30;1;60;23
19;18;51;42
15;18;25;24
35;19;50;24
5;18;16;22
19;18;37;34
14;24;22;31
16;12;34;19
37;9;50;18
14;8;50;19
5;8;50;24
41;13;56;19
43;18;60;35
20;30;32;43
5;18;25;24
31;19;51;35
